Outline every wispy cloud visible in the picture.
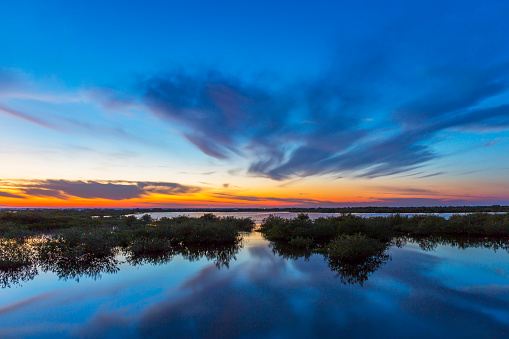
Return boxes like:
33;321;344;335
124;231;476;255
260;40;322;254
364;197;498;207
372;186;439;196
88;2;509;181
415;172;445;179
2;3;508;184
0;104;57;130
211;192;336;205
0;69;154;148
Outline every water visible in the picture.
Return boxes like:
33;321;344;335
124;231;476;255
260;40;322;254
1;220;509;337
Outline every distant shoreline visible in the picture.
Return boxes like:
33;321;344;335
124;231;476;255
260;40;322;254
1;205;508;215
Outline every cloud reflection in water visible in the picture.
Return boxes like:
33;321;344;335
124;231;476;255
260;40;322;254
0;237;508;338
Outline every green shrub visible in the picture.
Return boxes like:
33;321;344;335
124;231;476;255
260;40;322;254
412;215;447;235
327;233;386;263
335;214;367;235
289;236;314;249
312;217;341;243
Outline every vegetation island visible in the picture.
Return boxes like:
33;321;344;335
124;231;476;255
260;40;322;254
0;207;508;287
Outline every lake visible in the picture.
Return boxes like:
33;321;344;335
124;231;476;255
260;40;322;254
1;212;508;338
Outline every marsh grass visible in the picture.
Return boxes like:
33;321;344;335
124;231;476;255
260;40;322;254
259;212;508;268
0;211;255;245
1;210;507;287
269;234;390;285
0;211;253;286
260;212;509;244
326;233;388;263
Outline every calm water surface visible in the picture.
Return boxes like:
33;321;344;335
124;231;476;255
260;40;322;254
1;213;508;338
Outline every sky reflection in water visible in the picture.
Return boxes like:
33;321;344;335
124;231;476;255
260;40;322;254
1;231;509;338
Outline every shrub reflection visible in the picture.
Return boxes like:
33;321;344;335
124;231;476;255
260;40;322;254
270;237;391;286
260;213;509;286
0;239;37;288
0;238;244;287
0;213;253;287
1;211;508;288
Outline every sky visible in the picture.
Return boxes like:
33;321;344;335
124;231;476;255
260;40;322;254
1;0;508;208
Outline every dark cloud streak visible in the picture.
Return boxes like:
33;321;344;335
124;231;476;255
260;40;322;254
212;192;336;205
97;1;509;181
5;180;201;200
0;191;26;199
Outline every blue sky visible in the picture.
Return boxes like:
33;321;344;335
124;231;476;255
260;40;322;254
0;0;508;207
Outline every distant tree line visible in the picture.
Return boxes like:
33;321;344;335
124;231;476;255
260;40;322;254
1;205;508;216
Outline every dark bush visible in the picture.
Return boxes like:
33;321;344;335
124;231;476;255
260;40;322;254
327;233;387;263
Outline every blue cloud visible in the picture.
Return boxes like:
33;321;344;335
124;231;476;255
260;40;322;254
95;0;509;181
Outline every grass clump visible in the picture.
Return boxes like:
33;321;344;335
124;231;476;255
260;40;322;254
123;213;255;246
327;233;387;263
289;236;314;249
0;212;255;285
0;210;255;250
260;212;509;245
259;212;508;285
